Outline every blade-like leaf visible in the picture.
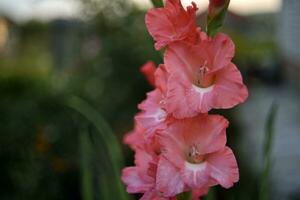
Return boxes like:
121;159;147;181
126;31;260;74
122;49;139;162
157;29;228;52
79;129;94;200
259;102;278;200
67;96;130;200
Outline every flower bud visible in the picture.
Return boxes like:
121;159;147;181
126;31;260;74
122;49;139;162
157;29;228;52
207;0;230;36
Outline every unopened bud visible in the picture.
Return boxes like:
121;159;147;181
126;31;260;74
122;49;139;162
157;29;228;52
206;0;230;36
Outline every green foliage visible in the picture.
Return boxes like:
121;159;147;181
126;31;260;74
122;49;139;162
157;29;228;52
259;103;278;200
68;96;130;200
0;3;153;199
80;129;94;200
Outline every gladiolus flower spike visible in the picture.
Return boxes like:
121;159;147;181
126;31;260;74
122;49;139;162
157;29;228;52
122;0;248;199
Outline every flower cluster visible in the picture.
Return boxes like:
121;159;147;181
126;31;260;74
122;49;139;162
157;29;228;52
121;0;248;199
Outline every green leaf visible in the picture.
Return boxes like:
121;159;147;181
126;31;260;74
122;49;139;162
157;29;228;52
206;0;230;36
79;128;94;200
259;102;278;200
67;96;131;200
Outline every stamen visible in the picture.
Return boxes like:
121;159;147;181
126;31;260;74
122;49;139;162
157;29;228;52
187;144;205;164
195;60;213;88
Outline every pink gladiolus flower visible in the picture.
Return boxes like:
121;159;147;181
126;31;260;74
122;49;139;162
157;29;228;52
145;0;198;50
124;120;161;153
122;0;247;198
156;157;186;196
122;147;176;200
135;89;168;139
164;33;248;118
140;61;157;87
157;114;239;194
122;146;158;199
135;64;171;139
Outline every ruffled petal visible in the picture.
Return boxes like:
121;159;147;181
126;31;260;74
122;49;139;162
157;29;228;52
136;89;167;138
164;41;203;81
165;74;198;118
159;124;186;168
156;157;185;197
122;167;153;193
165;51;247;115
123;122;145;150
212;62;248;109
206;147;239;188
181;161;211;188
206;33;235;72
161;114;228;156
145;0;198;50
181;114;228;154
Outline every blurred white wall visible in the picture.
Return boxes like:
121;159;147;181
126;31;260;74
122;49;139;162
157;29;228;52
279;0;300;64
132;0;281;15
0;0;282;23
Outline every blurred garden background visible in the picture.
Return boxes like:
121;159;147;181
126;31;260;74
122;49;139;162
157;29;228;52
0;0;300;199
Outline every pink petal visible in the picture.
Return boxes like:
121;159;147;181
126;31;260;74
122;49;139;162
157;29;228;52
165;55;247;115
156;157;185;197
141;191;176;200
185;83;216;113
160;114;228;158
140;61;157;87
158;123;186;167
181;161;211;188
192;186;209;200
154;64;169;95
177;62;248;113
206;33;235;72
136;89;167;138
164;34;234;78
145;0;198;50
164;42;203;81
212;62;248;109
206;147;239;188
163;38;241;116
122;167;153;193
140;190;157;200
165;74;198;118
123;122;145;150
182;114;228;154
134;147;156;173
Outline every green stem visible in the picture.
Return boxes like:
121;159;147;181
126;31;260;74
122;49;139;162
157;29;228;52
150;0;163;8
177;191;192;200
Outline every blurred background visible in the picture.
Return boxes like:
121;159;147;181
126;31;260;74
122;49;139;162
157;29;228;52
0;0;299;199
